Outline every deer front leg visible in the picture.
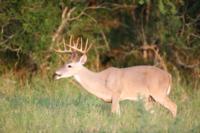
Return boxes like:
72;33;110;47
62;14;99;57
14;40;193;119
111;92;121;115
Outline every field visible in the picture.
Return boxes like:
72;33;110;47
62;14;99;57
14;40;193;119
0;74;200;133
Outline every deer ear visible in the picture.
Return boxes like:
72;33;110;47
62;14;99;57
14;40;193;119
79;55;87;64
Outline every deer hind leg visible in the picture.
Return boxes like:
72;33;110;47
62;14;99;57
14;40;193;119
153;95;177;117
111;93;121;115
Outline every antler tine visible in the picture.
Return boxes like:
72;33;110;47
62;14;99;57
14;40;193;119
56;36;92;54
54;35;93;54
69;35;73;46
54;46;72;53
84;38;88;53
54;36;73;53
80;37;83;52
63;38;67;51
75;37;80;48
84;38;92;53
87;43;93;53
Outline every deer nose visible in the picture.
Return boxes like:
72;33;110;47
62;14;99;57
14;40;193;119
53;72;61;79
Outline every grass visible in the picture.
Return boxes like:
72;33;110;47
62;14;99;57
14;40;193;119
0;74;200;133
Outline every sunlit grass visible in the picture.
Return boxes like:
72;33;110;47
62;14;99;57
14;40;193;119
0;74;200;133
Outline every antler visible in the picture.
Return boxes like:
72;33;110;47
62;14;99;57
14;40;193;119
54;36;92;54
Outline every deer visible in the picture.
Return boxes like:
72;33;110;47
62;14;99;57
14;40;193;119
53;36;177;117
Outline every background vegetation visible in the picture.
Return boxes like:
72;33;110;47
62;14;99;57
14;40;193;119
1;0;200;81
0;0;200;132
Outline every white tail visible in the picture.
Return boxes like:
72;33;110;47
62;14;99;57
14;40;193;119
54;36;177;117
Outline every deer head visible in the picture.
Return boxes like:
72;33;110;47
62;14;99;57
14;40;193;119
53;36;92;79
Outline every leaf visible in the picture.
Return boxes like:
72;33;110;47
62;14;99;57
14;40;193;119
158;0;166;14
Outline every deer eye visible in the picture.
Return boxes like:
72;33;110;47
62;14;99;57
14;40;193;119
68;65;72;68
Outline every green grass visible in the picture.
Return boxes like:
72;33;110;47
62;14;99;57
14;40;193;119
0;75;200;133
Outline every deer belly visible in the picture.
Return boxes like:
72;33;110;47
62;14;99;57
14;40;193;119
120;88;149;101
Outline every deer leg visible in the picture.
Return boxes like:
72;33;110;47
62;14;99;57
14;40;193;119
153;96;177;117
111;93;121;115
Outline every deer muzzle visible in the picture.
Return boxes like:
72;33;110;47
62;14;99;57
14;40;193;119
53;72;62;80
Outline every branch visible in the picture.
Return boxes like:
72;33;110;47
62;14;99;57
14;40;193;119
140;44;168;71
110;3;136;11
100;30;110;51
52;6;106;43
174;52;200;69
52;7;76;43
0;34;15;45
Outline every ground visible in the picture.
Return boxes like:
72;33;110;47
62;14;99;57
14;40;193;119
0;74;200;133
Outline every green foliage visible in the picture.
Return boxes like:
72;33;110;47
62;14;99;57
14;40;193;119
137;0;149;5
0;0;200;80
158;0;177;15
0;0;60;57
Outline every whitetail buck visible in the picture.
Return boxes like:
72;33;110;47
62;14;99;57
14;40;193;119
53;36;177;117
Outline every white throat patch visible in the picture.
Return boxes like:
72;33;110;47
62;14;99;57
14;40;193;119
74;75;81;82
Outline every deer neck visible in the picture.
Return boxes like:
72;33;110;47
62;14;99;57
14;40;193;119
73;66;111;100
